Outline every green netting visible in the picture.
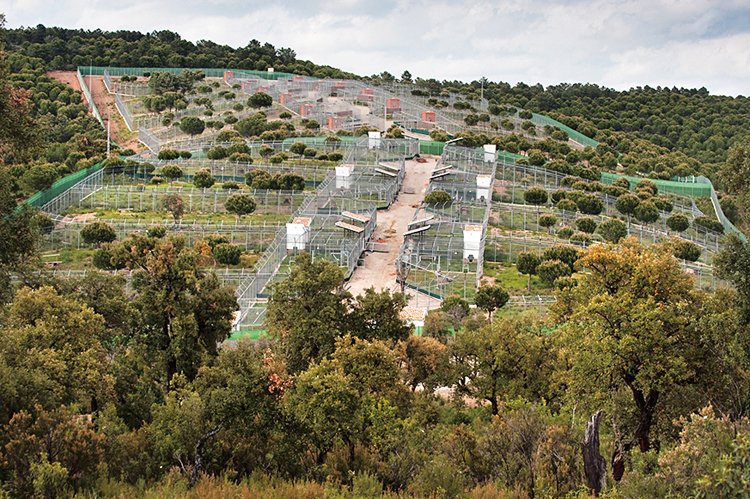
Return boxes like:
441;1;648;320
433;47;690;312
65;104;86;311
497;151;525;164
79;66;297;81
600;172;712;197
24;163;104;208
281;136;360;146
228;329;267;341
531;113;599;148
419;140;445;155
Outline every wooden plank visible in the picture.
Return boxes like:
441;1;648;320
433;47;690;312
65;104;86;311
377;162;400;172
433;165;453;173
430;171;451;180
342;211;370;223
408;215;434;227
404;224;431;236
335;221;364;233
375;168;398;177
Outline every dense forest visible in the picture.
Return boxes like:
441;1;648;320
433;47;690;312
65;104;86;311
5;19;750;498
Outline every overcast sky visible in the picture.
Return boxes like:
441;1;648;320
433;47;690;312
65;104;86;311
3;0;750;96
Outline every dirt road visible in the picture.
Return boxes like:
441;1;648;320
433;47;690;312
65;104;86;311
346;156;438;306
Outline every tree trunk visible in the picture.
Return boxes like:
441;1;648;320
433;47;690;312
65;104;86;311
630;387;659;452
611;417;625;482
582;410;607;495
189;424;223;488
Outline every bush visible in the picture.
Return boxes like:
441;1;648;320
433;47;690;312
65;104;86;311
179;116;205;136
720;196;739;224
193;168;215;188
80;222;117;246
214;243;242;265
538;214;557;231
225;194;257;219
269;153;286;164
613;177;630;189
248;92;273;108
161;164;183;182
275;173;305;191
556;199;578;212
652;197;673;213
147;225;167;238
615;193;640;216
636;179;658;196
537;259;572;286
557;227;574;239
634;201;659;224
542;245;582;271
150;176;164;184
207;146;229;160
575;217;598;234
179;151;192;159
524;187;548;207
673;240;702;262
157;149;180;160
229;152;253;163
570;231;593;244
222;181;240;190
576;194;604;215
693;216;724;234
328;152;344;162
424;190;453;206
93;246;115;270
597;219;628;243
551;190;567;203
666;214;690;232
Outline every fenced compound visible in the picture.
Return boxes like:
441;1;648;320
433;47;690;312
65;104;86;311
68;184;308;216
398;145;497;300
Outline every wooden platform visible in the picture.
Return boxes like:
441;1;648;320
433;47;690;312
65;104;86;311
404;224;431;236
430;171;452;180
375;168;398;177
335;221;365;233
342;211;370;223
408;215;434;227
377;162;400;172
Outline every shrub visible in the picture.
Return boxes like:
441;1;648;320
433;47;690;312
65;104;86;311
557;227;574;239
193;168;215;188
524;187;548;207
537;259;572;286
720;196;739;224
328;152;344;162
634;201;659;224
157;149;180;160
597;219;628;243
229;152;253;163
673;240;702;262
248;92;273;108
162;194;185;221
222;181;240;190
207;146;229;160
666;214;690;232
93;246;115;270
543;245;582;271
693;216;724;234
275;173;305;191
178;151;192;159
556;199;578;212
161;165;183;182
538;214;557;231
613;177;630;189
225;194;257;220
570;232;593;244
551;190;567;203
179;116;205;136
652;197;673;213
576;194;604;215
269;153;286;164
636;179;658;196
424;190;453;206
214;243;242;265
150;176;164;184
516;252;542;289
576;217;598;234
80;222;117;246
147;225;167;238
615;193;640;217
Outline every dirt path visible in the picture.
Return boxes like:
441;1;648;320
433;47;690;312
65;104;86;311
346;156;438;307
47;71;143;152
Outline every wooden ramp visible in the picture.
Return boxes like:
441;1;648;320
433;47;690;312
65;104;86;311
375;168;398;177
404;224;431;236
336;221;365;233
342;211;370;223
430;171;452;180
377;162;400;172
408;215;434;227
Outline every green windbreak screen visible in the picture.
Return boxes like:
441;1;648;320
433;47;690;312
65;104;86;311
600;172;712;198
531;113;599;148
25;163;104;208
79;66;297;81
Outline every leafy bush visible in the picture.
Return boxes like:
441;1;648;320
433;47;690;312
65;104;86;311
214;243;242;265
576;194;604;215
161;165;183;182
673;240;702;262
634;201;659;224
693;216;724;234
598;219;628;243
556;199;578;212
666;214;690;232
424;190;453;206
222;181;240;190
557;227;574;239
537;259;572;286
575;217;598;234
80;222;117;246
543;245;582;271
207;146;228;160
193;169;215;189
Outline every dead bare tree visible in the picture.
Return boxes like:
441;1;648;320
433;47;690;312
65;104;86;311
582;410;607;495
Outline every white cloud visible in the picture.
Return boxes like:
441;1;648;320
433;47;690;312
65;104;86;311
3;0;750;95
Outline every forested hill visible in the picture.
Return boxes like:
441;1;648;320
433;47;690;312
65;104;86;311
3;24;357;79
